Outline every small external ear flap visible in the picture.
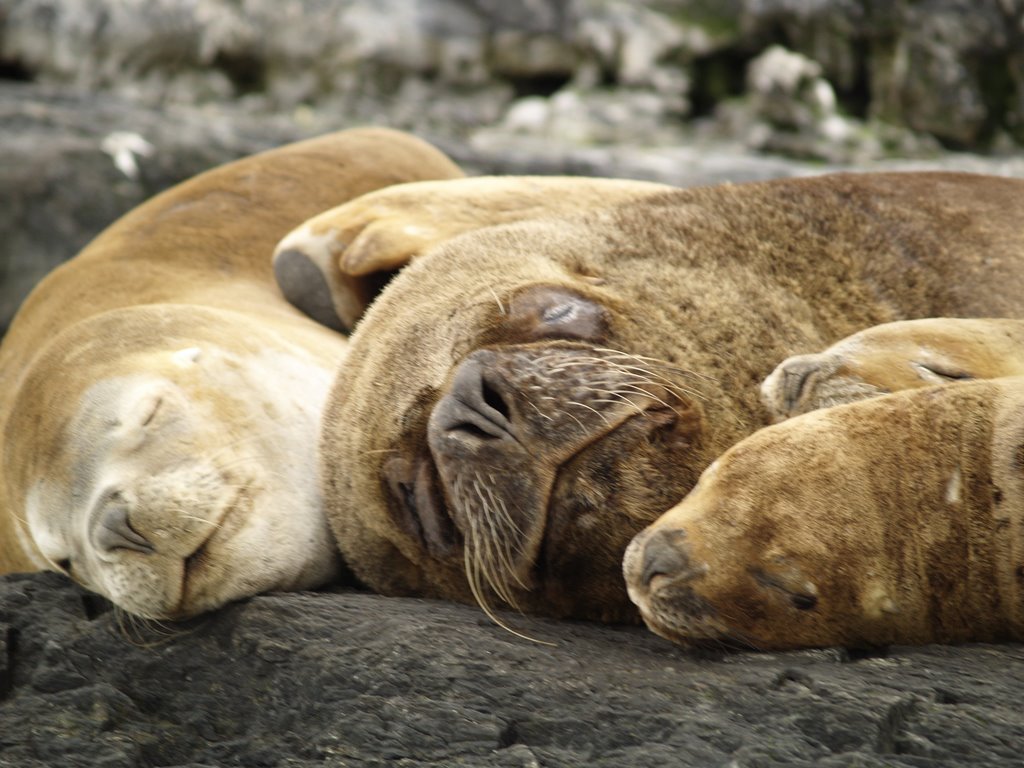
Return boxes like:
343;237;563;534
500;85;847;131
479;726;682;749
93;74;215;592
503;285;610;343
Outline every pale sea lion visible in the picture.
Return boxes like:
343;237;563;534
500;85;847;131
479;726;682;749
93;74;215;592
280;169;1024;623
623;375;1024;649
0;128;463;619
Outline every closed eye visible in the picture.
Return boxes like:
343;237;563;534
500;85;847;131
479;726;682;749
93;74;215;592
911;361;974;383
140;396;163;427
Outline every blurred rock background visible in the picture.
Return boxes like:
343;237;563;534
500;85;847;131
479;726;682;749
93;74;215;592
3;0;1024;332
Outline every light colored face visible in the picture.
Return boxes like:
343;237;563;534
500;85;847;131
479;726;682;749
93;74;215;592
21;343;340;619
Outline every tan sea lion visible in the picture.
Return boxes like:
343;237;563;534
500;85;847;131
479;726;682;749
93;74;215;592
761;317;1024;420
623;375;1024;649
0;128;463;619
272;176;672;330
279;169;1024;624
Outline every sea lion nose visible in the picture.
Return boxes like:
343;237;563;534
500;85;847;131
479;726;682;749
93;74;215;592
639;528;693;588
430;357;515;444
93;499;155;555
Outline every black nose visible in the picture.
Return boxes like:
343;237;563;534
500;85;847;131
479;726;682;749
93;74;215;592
429;357;514;443
640;528;691;588
94;498;154;555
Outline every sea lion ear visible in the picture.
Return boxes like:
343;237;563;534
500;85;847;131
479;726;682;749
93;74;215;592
503;285;610;343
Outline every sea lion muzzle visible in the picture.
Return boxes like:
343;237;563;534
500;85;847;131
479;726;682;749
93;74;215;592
422;343;693;606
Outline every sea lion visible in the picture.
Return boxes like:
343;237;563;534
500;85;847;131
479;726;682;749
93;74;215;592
272;176;672;330
281;169;1024;623
0;128;463;619
622;375;1024;649
761;317;1024;420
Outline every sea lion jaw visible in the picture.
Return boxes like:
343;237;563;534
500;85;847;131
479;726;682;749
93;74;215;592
423;343;691;608
17;340;340;620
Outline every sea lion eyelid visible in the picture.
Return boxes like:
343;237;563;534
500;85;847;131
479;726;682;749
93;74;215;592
140;396;163;427
910;361;973;382
505;284;609;342
542;302;580;324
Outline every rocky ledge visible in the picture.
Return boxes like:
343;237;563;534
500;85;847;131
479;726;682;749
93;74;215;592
1;572;1022;767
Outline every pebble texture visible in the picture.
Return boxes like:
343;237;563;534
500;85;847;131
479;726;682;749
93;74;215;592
1;572;1022;767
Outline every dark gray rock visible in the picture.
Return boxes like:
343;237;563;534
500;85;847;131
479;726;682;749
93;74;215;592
870;0;1010;148
739;0;1024;150
1;572;1023;767
0;81;326;333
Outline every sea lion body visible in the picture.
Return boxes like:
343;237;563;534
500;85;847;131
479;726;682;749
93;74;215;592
308;171;1024;622
0;128;463;618
624;376;1024;649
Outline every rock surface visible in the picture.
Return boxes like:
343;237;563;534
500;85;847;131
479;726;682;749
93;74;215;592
1;572;1023;767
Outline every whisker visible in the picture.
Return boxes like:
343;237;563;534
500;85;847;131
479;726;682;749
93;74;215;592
593;348;717;381
488;286;507;316
565;399;612;426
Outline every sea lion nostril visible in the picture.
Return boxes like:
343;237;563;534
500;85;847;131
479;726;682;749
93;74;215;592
640;529;691;588
792;593;818;610
432;358;514;441
94;501;154;555
480;377;511;421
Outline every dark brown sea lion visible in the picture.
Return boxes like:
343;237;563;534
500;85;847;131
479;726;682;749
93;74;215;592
281;169;1024;625
0;128;463;619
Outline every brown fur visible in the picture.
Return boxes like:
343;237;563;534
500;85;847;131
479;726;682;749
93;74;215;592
762;317;1024;420
273;176;671;328
624;377;1024;649
310;170;1024;623
0;129;463;617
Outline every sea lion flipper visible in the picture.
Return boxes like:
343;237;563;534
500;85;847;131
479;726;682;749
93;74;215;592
273;176;673;330
762;317;1024;420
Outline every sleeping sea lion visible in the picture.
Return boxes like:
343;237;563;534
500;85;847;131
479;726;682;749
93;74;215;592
0;128;463;619
279;169;1024;623
761;317;1024;420
623;374;1024;649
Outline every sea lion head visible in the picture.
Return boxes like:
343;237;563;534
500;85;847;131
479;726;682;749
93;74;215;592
624;380;1017;650
5;305;341;619
322;211;718;623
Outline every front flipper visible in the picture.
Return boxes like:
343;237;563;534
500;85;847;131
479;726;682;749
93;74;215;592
272;176;671;330
762;318;1024;420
